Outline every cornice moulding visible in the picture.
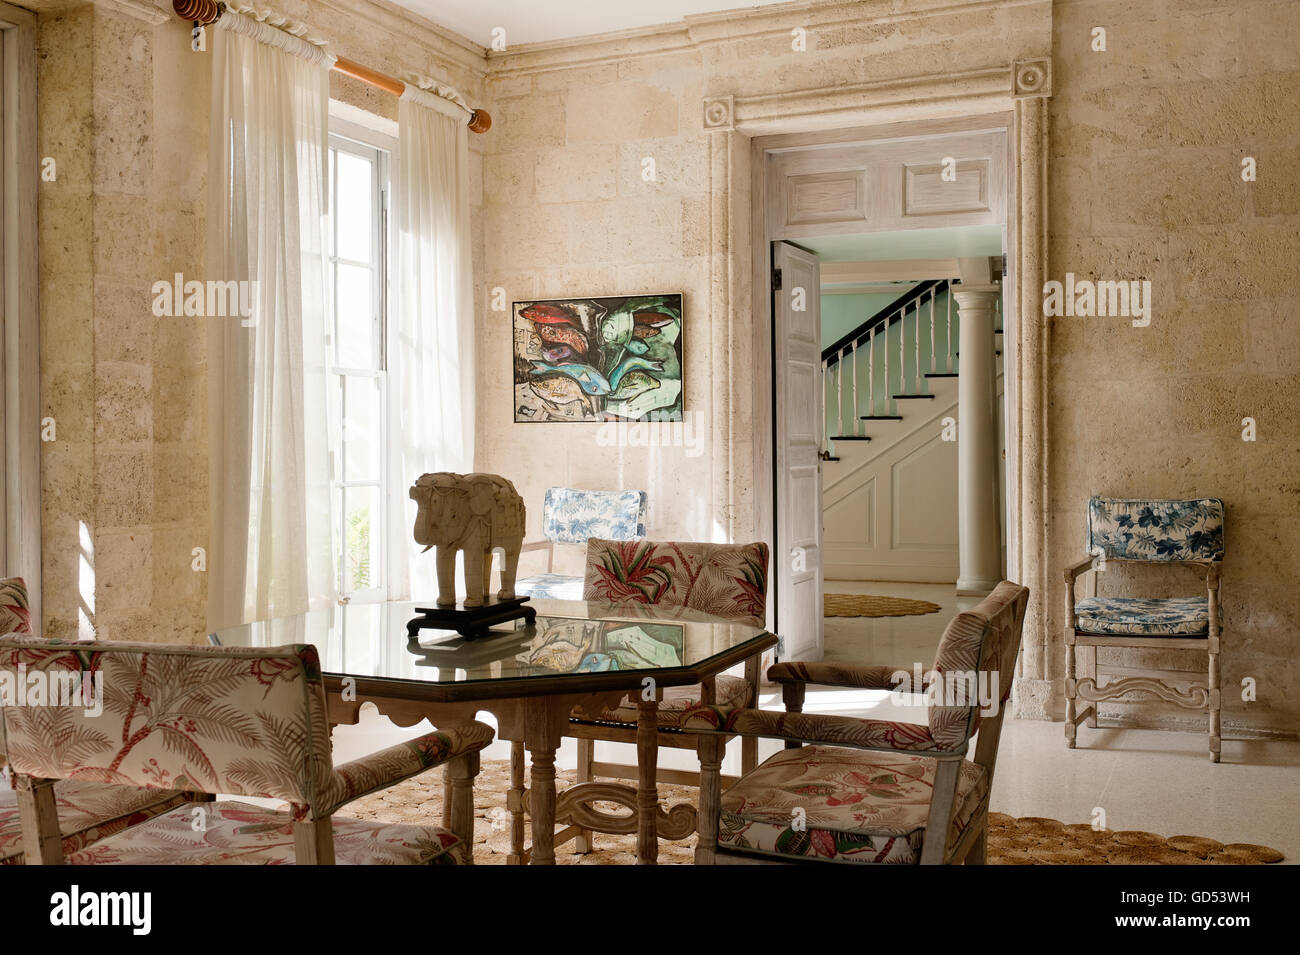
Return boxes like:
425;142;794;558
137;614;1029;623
485;0;1050;75
315;0;488;78
96;0;169;24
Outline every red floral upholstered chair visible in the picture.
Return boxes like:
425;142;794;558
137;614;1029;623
0;577;198;865
553;539;769;852
0;635;494;864
685;581;1028;865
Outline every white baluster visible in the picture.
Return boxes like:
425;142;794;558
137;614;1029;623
867;326;876;417
851;338;859;436
946;283;953;373
915;297;922;394
883;320;890;417
898;308;905;406
822;357;829;450
930;286;937;374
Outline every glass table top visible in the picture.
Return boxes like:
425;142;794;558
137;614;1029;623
209;599;773;693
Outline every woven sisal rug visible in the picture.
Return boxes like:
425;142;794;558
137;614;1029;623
824;593;942;617
345;759;1282;865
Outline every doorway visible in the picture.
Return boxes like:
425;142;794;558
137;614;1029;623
754;115;1017;664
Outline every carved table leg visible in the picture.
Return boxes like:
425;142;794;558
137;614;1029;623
525;701;562;866
575;738;594;853
507;739;527;865
448;751;479;861
636;698;660;865
695;733;723;865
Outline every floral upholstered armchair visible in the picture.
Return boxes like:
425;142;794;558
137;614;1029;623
0;635;495;864
514;487;648;601
1065;497;1226;761
684;581;1029;865
537;538;771;854
0;577;200;865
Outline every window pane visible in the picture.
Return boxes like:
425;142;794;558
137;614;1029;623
344;486;381;593
335;150;373;262
335;263;374;368
342;376;382;482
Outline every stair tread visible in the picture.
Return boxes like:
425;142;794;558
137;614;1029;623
954;351;1003;356
860;415;903;420
830;435;872;441
823;456;841;462
893;393;935;399
925;373;959;378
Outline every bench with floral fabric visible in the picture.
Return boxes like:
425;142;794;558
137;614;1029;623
514;487;648;600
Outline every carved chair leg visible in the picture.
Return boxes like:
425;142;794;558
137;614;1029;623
507;739;527;865
919;759;961;865
293;816;336;865
1209;647;1221;763
965;810;988;865
742;654;760;772
1064;636;1078;749
16;776;63;865
1085;646;1098;728
574;738;595;854
695;734;724;865
782;683;805;750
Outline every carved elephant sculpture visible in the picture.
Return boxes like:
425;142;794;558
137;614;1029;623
409;472;526;609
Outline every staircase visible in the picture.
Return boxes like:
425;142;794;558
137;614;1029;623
821;278;1004;581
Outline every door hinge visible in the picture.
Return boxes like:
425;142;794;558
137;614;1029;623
771;268;783;292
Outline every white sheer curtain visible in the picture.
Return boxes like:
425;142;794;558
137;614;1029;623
386;86;476;601
207;11;338;629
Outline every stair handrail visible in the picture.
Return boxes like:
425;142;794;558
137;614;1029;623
822;278;950;368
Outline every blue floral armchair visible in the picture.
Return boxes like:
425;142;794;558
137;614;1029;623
514;488;648;601
1064;498;1225;761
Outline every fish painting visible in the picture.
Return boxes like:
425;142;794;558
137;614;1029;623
535;322;588;356
513;293;683;422
529;360;612;395
608;368;660;401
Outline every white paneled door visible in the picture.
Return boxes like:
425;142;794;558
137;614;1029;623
772;241;824;661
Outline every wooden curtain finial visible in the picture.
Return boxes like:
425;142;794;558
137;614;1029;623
174;0;222;25
468;109;492;134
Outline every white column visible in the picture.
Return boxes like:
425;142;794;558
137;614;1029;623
953;285;1003;596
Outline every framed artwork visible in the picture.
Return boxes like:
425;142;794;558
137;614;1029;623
512;293;683;422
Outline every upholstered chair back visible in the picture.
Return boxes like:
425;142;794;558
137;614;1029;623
582;538;769;629
926;581;1029;754
0;577;35;758
0;637;336;817
1086;498;1225;562
542;488;648;544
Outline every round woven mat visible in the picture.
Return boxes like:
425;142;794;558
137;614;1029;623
824;593;942;617
344;760;1283;865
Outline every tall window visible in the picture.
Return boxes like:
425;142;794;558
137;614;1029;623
327;133;389;602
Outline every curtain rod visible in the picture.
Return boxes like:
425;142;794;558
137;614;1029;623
173;0;492;133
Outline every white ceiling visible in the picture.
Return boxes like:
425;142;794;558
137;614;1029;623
391;0;794;47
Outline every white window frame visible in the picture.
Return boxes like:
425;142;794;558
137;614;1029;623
326;109;397;605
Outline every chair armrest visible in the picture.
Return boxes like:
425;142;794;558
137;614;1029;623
767;661;907;690
1064;554;1098;583
1206;558;1222;589
315;721;495;818
679;705;964;757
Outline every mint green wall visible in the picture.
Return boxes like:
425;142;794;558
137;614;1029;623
821;293;900;348
823;287;962;439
